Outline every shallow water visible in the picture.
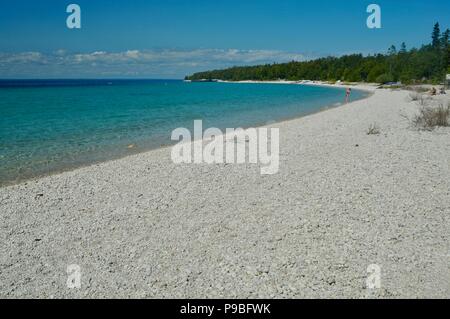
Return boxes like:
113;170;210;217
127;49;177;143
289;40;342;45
0;79;367;185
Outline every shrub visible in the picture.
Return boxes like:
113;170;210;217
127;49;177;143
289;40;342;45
419;95;430;106
367;123;381;135
405;86;429;93
413;103;450;129
409;92;421;101
376;73;394;84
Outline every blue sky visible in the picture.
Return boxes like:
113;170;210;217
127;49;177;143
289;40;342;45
0;0;449;78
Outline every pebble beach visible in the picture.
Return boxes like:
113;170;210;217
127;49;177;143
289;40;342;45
1;84;449;298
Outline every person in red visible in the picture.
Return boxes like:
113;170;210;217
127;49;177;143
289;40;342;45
345;88;352;103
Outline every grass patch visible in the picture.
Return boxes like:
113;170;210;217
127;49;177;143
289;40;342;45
367;123;381;135
413;103;450;129
408;92;422;101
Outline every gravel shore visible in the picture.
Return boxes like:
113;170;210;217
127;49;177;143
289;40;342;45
1;85;449;298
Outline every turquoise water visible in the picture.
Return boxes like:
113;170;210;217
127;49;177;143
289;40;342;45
0;80;366;185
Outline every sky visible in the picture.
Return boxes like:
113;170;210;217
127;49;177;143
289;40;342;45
0;0;449;79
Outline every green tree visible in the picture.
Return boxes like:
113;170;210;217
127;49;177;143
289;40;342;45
376;73;394;84
442;29;450;70
432;22;441;48
441;29;450;47
400;42;407;54
388;45;397;55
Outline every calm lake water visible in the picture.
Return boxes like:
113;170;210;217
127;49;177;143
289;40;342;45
0;79;367;185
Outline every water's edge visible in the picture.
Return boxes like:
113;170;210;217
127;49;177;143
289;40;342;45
0;85;371;188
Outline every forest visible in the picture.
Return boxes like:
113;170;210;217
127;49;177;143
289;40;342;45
186;23;450;84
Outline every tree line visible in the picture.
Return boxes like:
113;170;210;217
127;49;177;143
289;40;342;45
186;23;450;84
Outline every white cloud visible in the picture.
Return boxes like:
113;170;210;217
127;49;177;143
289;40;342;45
0;48;311;78
0;51;45;64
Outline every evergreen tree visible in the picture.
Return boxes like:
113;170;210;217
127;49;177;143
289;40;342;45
400;42;407;54
432;22;441;48
388;45;397;55
442;29;450;48
442;29;450;71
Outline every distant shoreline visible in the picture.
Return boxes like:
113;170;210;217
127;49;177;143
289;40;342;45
216;79;378;92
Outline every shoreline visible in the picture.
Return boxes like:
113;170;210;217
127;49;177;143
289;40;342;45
216;79;379;92
0;82;372;188
2;84;449;298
